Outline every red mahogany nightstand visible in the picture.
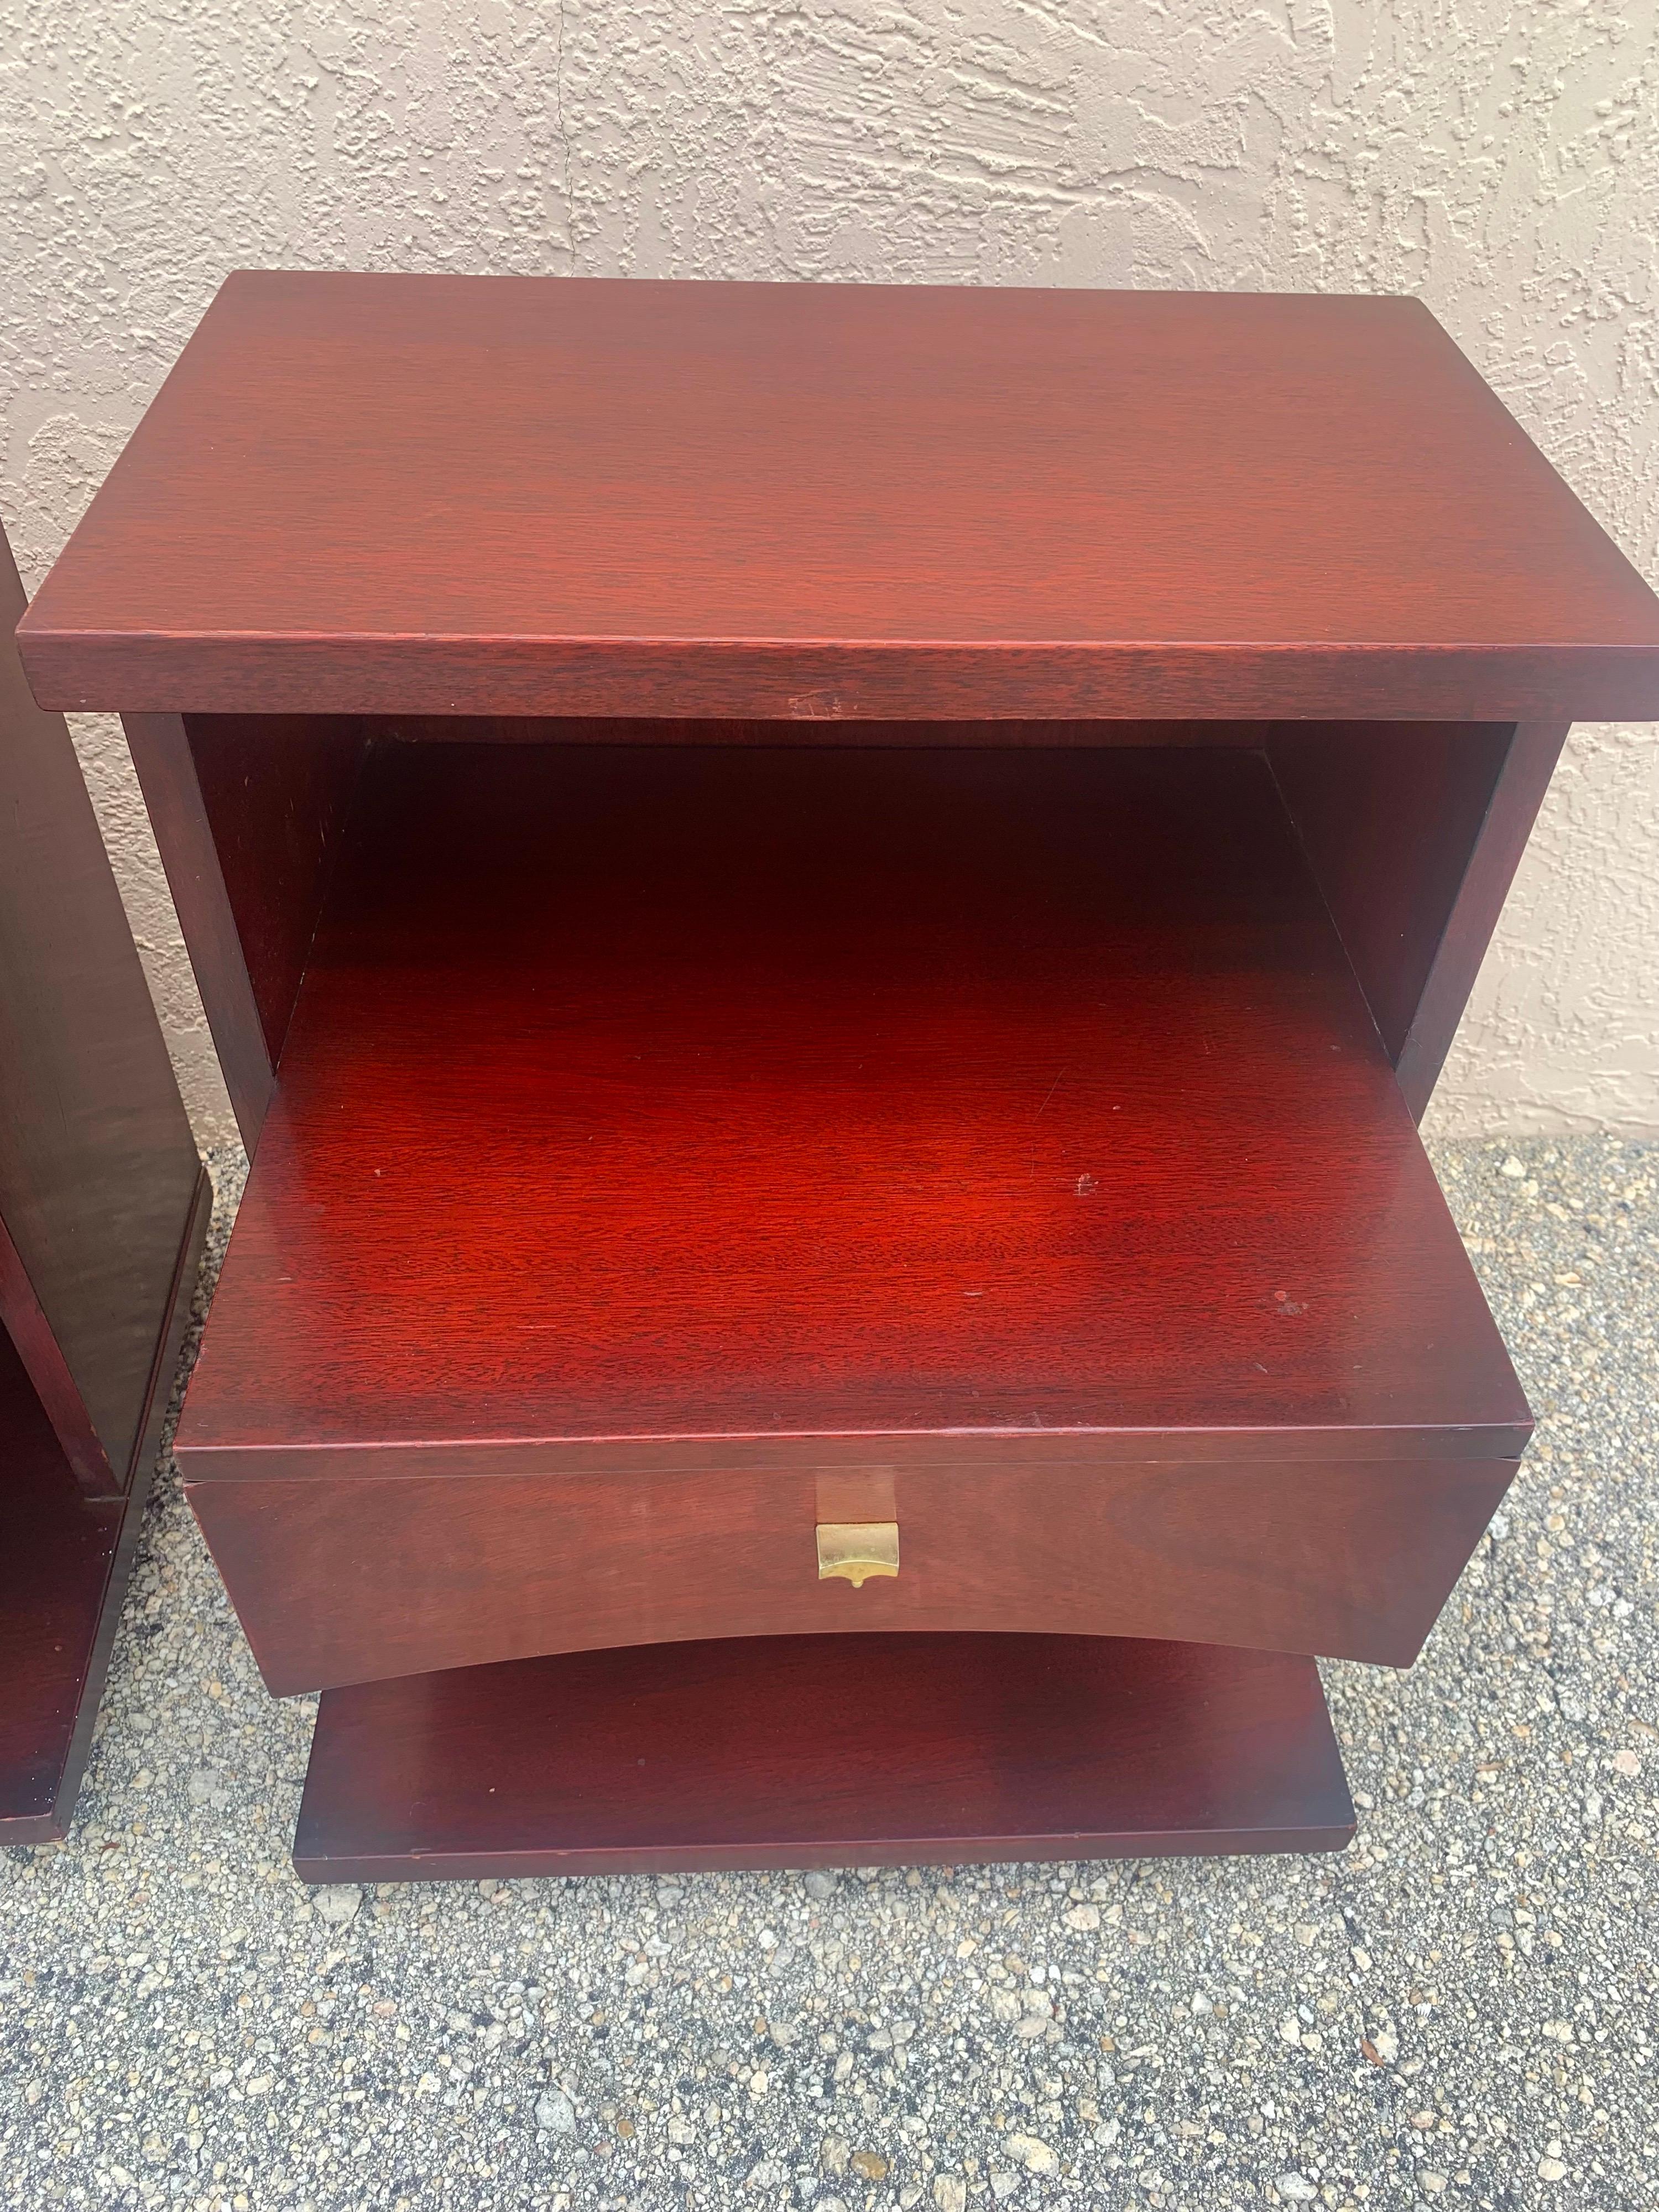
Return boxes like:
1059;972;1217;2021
18;274;1659;1877
0;521;208;1842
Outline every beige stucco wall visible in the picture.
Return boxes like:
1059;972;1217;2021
4;0;1656;1145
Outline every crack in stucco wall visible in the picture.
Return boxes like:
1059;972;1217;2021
3;0;1656;1140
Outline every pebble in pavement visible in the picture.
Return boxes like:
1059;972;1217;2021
1;1135;1656;2211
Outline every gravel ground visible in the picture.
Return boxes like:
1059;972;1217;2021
2;1133;1656;2212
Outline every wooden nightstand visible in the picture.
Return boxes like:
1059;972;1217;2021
19;274;1659;1877
0;522;208;1842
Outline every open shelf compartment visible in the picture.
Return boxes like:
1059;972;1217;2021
183;740;1524;1458
178;740;1525;1705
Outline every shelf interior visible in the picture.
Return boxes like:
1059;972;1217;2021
179;742;1525;1463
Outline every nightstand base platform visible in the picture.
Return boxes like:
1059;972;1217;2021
294;1631;1355;1882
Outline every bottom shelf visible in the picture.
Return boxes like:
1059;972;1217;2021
294;1632;1356;1882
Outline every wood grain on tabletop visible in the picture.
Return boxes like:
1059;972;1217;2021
18;274;1659;723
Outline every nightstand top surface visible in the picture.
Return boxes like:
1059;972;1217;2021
19;272;1659;722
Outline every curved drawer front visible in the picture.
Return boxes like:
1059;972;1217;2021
189;1453;1517;1695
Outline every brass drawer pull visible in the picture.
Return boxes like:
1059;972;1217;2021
816;1521;900;1588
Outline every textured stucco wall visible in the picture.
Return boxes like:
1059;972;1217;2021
3;0;1656;1144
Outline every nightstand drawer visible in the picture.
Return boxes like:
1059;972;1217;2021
189;1448;1516;1694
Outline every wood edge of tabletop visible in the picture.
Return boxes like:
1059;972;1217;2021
15;632;1659;726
